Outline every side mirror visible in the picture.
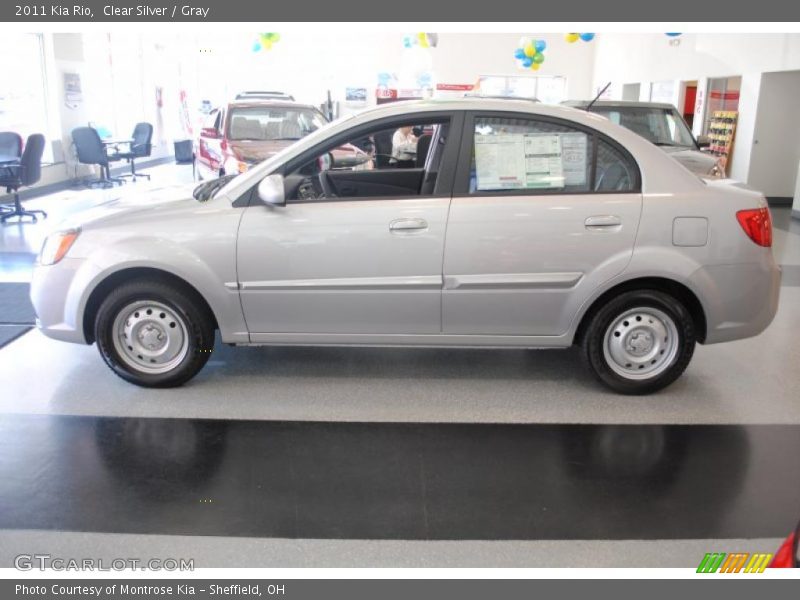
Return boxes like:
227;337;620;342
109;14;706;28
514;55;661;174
257;174;286;207
201;127;220;139
697;135;711;149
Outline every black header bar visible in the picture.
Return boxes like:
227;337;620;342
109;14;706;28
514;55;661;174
2;0;800;22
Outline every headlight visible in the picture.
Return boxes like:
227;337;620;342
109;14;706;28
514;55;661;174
39;229;80;266
708;161;725;179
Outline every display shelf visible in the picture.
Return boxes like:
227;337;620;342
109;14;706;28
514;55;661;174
707;110;738;171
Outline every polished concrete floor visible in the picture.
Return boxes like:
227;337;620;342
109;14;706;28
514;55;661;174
0;166;799;567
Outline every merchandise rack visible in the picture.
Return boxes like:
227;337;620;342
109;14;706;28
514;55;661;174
707;110;738;172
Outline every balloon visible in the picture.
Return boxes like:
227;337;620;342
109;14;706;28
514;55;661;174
565;32;579;43
262;39;272;50
521;56;533;68
417;32;429;48
514;48;525;59
534;39;547;52
524;43;535;57
533;52;545;64
252;42;261;52
579;33;595;42
665;32;682;37
531;62;541;71
402;35;413;48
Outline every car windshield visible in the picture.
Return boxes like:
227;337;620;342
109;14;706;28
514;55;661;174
226;107;327;142
591;106;697;149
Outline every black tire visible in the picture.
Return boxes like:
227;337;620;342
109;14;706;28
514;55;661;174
94;279;215;388
581;289;696;395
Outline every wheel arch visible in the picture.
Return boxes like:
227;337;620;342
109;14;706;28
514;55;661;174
82;267;219;344
573;276;707;346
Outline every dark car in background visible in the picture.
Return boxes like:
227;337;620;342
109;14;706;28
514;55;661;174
563;100;725;179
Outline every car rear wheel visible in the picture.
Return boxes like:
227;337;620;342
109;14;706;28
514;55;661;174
581;290;696;394
95;280;214;388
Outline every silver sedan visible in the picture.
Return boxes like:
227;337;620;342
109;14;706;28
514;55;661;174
30;99;781;394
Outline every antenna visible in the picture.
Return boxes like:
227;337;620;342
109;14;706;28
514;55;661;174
586;82;611;110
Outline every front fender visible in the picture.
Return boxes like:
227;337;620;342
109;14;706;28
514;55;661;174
76;236;249;344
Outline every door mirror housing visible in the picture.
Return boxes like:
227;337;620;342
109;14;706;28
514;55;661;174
697;134;711;149
201;127;220;139
257;174;286;207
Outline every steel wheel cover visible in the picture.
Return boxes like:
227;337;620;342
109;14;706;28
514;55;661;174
602;306;680;380
111;300;190;375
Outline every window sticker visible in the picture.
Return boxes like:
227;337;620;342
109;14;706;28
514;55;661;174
474;130;588;191
475;134;527;189
560;132;588;186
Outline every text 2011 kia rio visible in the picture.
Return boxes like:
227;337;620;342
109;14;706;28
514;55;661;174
31;99;780;394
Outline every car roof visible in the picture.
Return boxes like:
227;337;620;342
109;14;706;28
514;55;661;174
562;100;678;110
225;99;321;111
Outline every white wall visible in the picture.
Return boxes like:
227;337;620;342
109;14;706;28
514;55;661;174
191;32;596;110
592;33;800;185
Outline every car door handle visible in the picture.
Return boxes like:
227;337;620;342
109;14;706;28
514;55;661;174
585;215;622;230
390;218;428;232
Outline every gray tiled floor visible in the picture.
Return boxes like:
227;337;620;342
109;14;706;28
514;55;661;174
1;170;798;567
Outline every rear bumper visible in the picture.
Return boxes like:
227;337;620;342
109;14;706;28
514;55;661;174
693;256;781;344
30;257;96;345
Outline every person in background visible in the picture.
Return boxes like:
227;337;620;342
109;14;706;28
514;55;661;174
391;126;417;164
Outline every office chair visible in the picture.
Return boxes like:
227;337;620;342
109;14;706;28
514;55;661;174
71;126;122;188
0;134;46;224
109;122;153;182
0;132;23;159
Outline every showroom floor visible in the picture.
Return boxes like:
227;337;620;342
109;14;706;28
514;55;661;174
0;165;798;567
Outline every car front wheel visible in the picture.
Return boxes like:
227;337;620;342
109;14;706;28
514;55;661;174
94;280;214;388
581;290;696;395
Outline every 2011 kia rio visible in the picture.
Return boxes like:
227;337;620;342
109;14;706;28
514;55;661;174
30;99;781;394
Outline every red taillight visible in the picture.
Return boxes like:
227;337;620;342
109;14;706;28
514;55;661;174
736;207;772;247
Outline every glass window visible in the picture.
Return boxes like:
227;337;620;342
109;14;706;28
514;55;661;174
285;120;446;202
227;107;327;142
475;75;566;104
0;33;52;162
470;117;591;193
595;139;637;192
593;106;696;149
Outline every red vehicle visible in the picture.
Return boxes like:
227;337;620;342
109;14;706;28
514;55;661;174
195;99;371;180
195;99;329;180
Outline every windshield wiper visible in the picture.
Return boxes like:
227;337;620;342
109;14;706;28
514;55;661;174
193;174;237;202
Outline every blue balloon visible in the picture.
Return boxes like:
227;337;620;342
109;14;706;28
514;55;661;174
252;41;262;52
514;48;526;59
402;35;413;48
665;32;682;37
534;39;546;52
579;33;595;42
521;56;533;68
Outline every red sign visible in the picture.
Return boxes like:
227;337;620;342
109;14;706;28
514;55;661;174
709;91;740;100
436;83;474;91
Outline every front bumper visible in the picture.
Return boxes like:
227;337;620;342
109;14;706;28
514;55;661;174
30;257;98;345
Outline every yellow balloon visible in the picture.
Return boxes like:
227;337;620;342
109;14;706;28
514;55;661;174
262;39;272;51
565;32;579;43
417;32;429;48
531;62;541;71
524;43;535;57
